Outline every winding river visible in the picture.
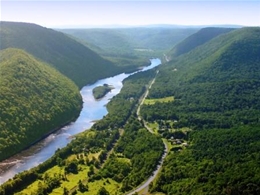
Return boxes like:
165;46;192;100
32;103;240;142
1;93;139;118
0;58;161;185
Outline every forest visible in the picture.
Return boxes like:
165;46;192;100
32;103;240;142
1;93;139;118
150;125;260;195
141;27;260;194
0;48;82;161
1;23;260;195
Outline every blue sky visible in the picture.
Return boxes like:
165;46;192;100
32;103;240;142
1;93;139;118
1;1;260;28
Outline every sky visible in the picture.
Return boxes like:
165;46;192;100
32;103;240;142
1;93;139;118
1;0;260;28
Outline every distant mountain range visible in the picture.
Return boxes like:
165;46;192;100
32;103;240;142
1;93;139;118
54;24;244;29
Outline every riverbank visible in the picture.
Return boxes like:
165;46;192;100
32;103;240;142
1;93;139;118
0;59;161;186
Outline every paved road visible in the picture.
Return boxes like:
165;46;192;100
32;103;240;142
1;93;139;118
127;71;168;195
126;140;168;195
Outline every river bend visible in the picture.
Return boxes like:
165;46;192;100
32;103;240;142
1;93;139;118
0;58;161;185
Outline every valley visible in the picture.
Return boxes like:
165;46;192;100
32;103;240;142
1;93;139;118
0;21;260;195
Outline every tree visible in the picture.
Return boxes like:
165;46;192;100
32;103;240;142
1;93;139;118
78;180;88;192
97;186;109;195
65;161;78;174
63;187;69;195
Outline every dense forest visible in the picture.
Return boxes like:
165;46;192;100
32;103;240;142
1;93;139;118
151;126;260;195
0;48;82;161
140;27;260;194
142;27;260;130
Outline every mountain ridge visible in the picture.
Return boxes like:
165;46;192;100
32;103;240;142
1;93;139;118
168;27;235;58
0;21;120;88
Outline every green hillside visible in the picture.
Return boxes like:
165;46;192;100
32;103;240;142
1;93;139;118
61;28;198;49
1;26;260;194
0;22;120;88
60;28;198;57
0;48;82;161
140;27;260;194
168;27;234;58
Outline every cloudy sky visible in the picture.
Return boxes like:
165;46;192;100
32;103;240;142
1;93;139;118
1;0;260;28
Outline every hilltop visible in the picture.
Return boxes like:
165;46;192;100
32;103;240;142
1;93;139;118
168;27;234;58
0;48;82;161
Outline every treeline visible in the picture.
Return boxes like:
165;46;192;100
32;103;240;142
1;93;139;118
0;48;82;161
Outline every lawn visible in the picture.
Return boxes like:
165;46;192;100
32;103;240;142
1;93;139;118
143;96;174;105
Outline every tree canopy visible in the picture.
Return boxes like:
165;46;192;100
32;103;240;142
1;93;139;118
0;48;82;161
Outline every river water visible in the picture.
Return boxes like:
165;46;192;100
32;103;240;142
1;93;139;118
0;58;161;185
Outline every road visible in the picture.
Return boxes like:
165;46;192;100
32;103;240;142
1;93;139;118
163;53;170;62
127;70;168;195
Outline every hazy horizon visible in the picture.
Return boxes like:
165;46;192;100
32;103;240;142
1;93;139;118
1;0;260;28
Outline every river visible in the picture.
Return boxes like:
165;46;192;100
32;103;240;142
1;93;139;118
0;58;161;185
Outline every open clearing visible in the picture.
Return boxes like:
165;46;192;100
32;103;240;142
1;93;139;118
143;96;174;105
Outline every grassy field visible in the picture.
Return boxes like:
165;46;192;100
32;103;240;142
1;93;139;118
15;150;113;195
52;178;120;195
76;179;120;195
15;166;64;195
143;96;174;105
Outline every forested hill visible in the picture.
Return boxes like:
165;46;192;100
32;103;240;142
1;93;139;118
59;28;198;71
0;48;82;161
60;28;198;55
0;22;119;88
141;27;260;194
148;27;260;127
168;27;234;58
